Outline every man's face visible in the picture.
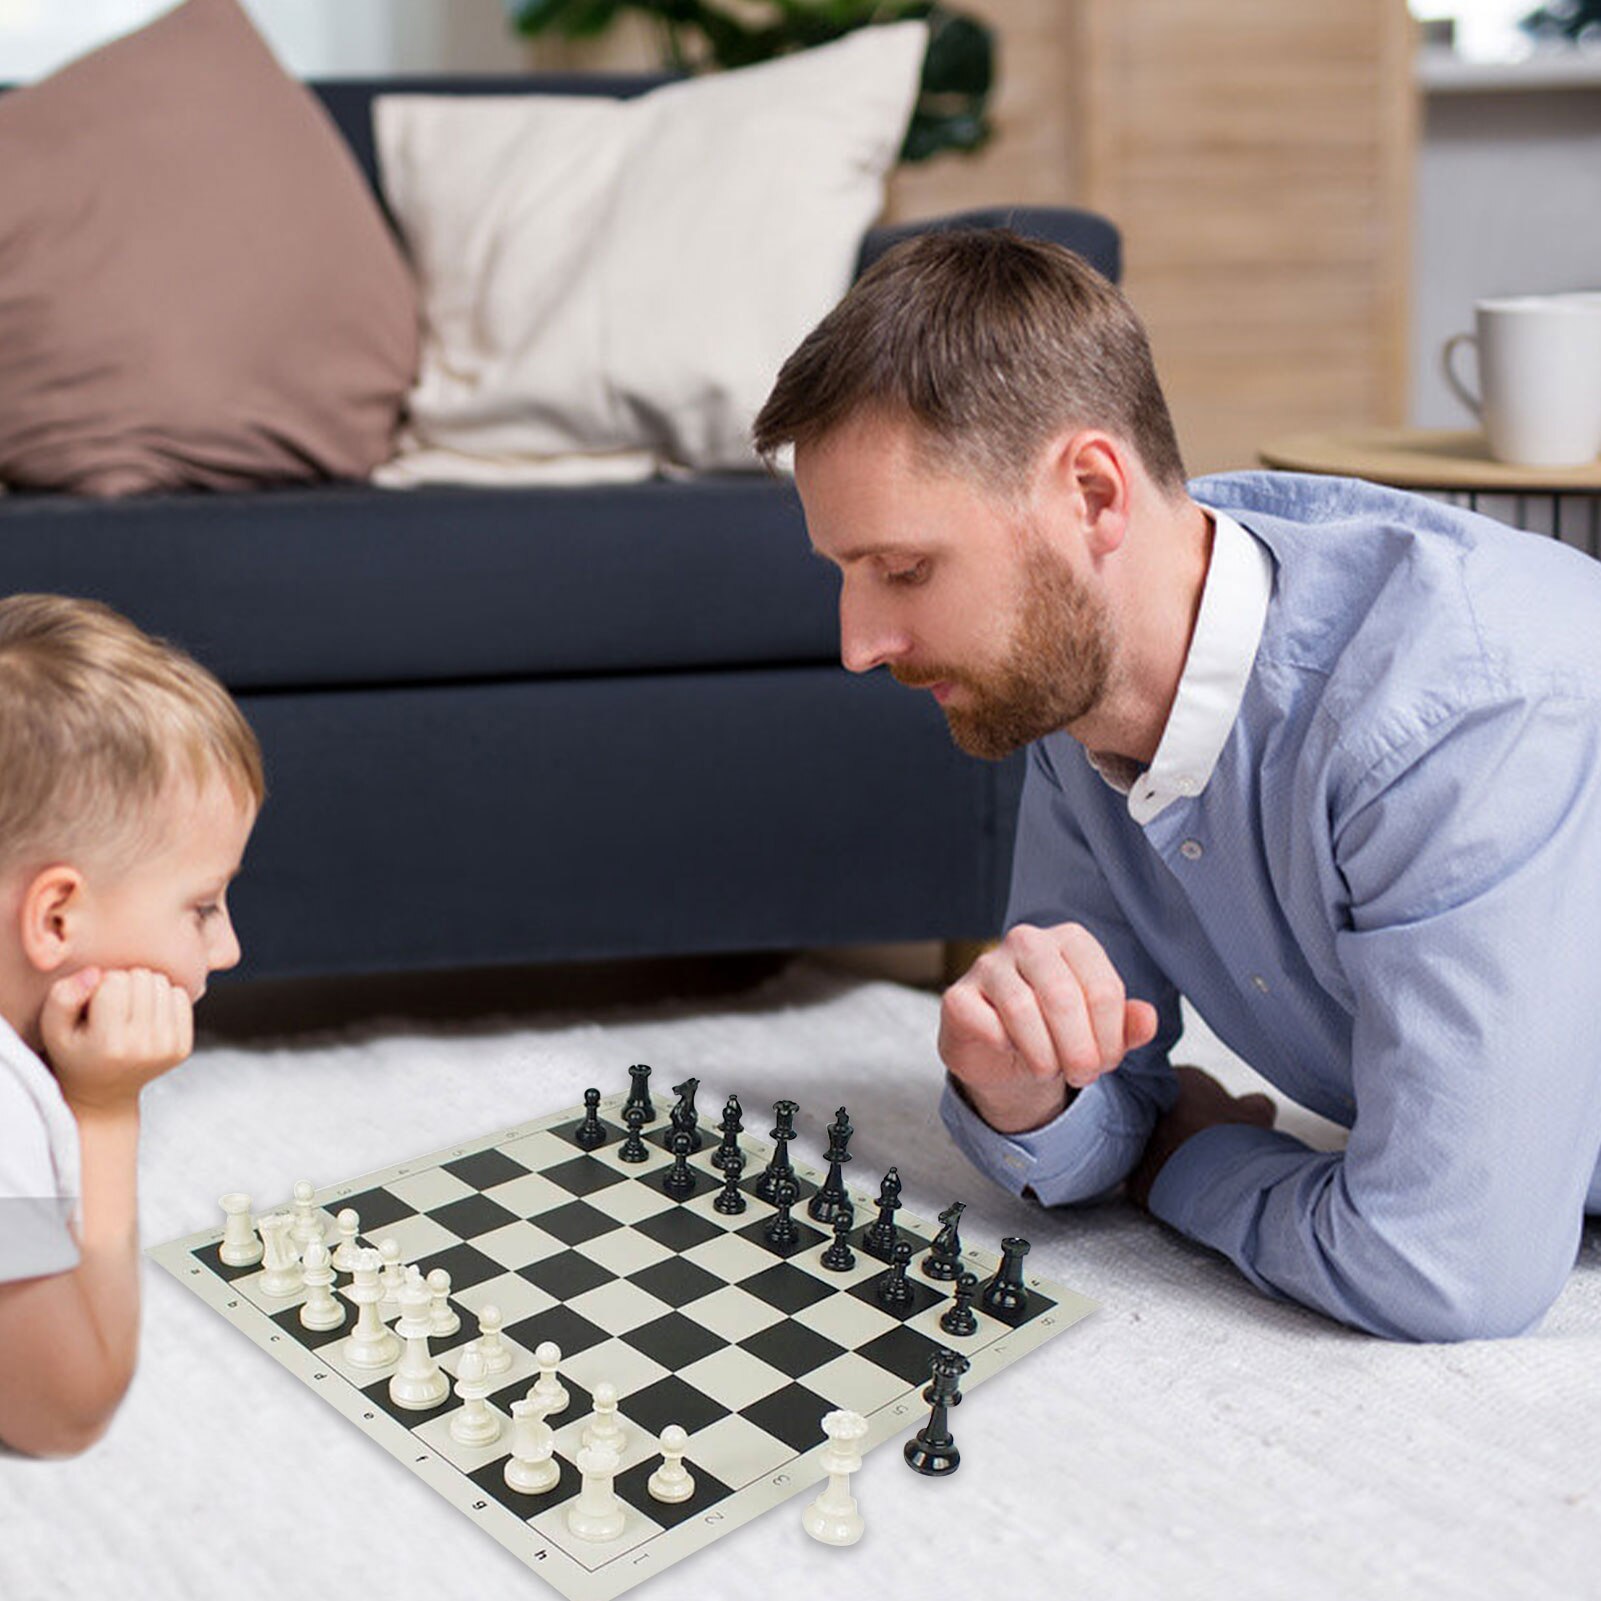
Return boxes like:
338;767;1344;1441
794;414;1114;759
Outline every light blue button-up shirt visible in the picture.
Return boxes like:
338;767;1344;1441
941;470;1601;1341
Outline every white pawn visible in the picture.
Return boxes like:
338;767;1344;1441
647;1424;694;1504
257;1212;302;1297
567;1440;625;1543
378;1237;406;1300
389;1269;449;1411
504;1393;560;1495
802;1409;869;1546
344;1248;401;1370
299;1237;347;1331
582;1381;625;1455
427;1269;460;1337
448;1341;501;1447
218;1192;263;1267
330;1209;362;1273
290;1180;325;1254
476;1305;512;1375
531;1341;569;1415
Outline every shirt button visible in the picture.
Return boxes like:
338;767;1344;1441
1177;777;1198;796
1180;839;1203;861
1252;975;1270;994
1003;1154;1027;1173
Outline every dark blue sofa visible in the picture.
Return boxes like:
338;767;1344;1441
0;74;1122;984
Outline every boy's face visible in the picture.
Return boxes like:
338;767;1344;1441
72;777;256;1002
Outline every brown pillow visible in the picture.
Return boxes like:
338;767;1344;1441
0;0;418;496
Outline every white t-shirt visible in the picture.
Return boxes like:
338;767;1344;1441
0;1013;81;1283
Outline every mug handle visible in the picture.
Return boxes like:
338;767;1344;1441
1442;332;1482;418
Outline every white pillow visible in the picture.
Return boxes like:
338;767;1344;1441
372;22;926;486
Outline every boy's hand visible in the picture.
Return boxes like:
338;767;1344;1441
40;967;194;1113
939;922;1159;1134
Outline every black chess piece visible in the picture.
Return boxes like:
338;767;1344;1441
763;1174;800;1249
754;1100;799;1204
939;1270;980;1337
662;1129;696;1197
819;1211;855;1272
903;1348;970;1475
808;1105;854;1225
625;1063;656;1125
574;1088;607;1150
711;1094;744;1171
875;1238;915;1307
860;1167;903;1262
980;1236;1032;1323
921;1200;965;1280
714;1147;748;1214
618;1103;650;1162
670;1077;703;1153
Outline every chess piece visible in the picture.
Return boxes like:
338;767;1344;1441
343;1248;401;1369
581;1381;625;1455
624;1062;656;1125
389;1269;450;1411
290;1180;325;1255
427;1268;460;1337
217;1192;263;1267
820;1211;855;1272
980;1236;1033;1323
808;1106;853;1225
714;1146;747;1214
647;1424;694;1504
532;1341;570;1415
256;1212;302;1297
860;1168;903;1262
904;1348;969;1475
619;1103;650;1162
299;1236;346;1331
575;1087;607;1150
476;1304;513;1374
710;1094;743;1171
329;1207;362;1273
567;1441;626;1543
378;1237;406;1300
754;1099;799;1204
875;1238;916;1307
939;1269;980;1337
670;1077;703;1152
662;1128;696;1197
505;1393;560;1494
802;1409;869;1546
922;1201;966;1281
764;1174;800;1249
449;1341;502;1446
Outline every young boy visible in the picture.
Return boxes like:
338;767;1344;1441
0;593;262;1457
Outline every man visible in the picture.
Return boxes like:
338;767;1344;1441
753;229;1601;1342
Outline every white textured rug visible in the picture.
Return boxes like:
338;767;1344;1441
2;960;1597;1601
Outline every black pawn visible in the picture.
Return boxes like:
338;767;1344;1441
939;1270;979;1337
625;1063;656;1125
860;1167;903;1262
618;1103;650;1163
808;1105;853;1225
764;1174;800;1249
714;1147;747;1214
754;1100;799;1204
904;1348;969;1476
819;1212;855;1272
711;1095;744;1171
875;1238;915;1307
670;1077;703;1152
980;1236;1032;1323
922;1200;965;1280
662;1129;696;1197
574;1088;606;1150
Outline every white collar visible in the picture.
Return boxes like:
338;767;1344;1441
1086;506;1273;825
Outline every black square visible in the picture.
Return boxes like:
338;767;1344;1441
267;1304;349;1352
443;1149;531;1192
359;1371;455;1428
188;1242;260;1284
503;1304;610;1361
846;1270;946;1323
978;1281;1057;1328
341;1185;417;1235
626;1257;724;1309
543;1155;628;1198
740;1383;834;1455
737;1321;846;1380
620;1373;730;1439
551;1116;627;1154
468;1449;582;1519
536;1200;621;1248
734;1214;827;1261
411;1241;507;1297
738;1262;835;1316
615;1451;734;1529
427;1194;521;1241
742;1171;818;1206
487;1372;593;1425
650;1163;721;1205
518;1248;615;1301
621;1311;725;1371
634;1207;722;1253
856;1324;948;1386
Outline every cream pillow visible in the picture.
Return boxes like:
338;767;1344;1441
373;23;926;486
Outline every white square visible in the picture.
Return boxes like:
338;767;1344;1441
793;1292;897;1348
471;1220;568;1272
364;1212;458;1264
687;1413;794;1490
412;1404;516;1474
680;1232;776;1283
455;1270;556;1326
562;1337;670;1403
484;1171;575;1220
584;1181;676;1228
675;1347;789;1411
582;1229;673;1277
566;1280;674;1338
383;1167;476;1212
530;1498;660;1571
500;1130;580;1172
805;1350;913;1414
686;1285;785;1344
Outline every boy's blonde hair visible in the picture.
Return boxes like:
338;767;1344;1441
0;594;264;878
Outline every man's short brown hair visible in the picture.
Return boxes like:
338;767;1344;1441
0;593;265;878
753;227;1186;496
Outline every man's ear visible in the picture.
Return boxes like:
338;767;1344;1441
1039;429;1133;558
18;866;85;976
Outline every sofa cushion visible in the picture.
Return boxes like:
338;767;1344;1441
0;0;417;496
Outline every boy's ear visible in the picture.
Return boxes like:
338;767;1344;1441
19;867;85;975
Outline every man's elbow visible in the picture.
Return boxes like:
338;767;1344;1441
1368;1260;1564;1344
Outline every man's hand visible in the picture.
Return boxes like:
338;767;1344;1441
939;922;1160;1134
1126;1064;1276;1210
40;967;194;1114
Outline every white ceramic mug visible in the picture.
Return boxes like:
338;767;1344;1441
1442;296;1601;468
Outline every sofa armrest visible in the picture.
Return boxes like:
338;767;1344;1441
856;205;1122;286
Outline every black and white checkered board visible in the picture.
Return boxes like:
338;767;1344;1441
150;1087;1095;1601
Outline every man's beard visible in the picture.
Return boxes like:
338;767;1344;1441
895;543;1114;761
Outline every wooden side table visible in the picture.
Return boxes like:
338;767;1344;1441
1258;426;1601;556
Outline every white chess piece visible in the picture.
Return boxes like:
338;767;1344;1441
475;1304;512;1375
256;1212;302;1297
802;1409;869;1546
504;1393;560;1495
448;1341;501;1446
378;1238;406;1300
531;1341;569;1415
647;1424;694;1504
330;1208;361;1273
343;1248;401;1370
427;1268;460;1337
582;1381;625;1455
218;1192;263;1267
567;1440;625;1543
299;1237;347;1331
290;1180;325;1255
389;1269;449;1411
